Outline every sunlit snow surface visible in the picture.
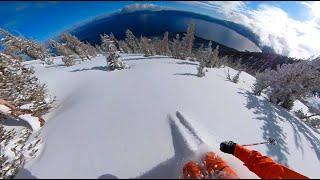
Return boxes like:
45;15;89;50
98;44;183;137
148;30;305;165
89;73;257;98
16;54;320;178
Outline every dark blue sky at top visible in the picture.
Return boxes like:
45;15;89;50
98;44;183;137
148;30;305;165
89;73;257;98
0;1;310;42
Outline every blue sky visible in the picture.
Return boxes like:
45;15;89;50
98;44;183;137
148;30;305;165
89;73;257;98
0;1;319;59
0;1;184;41
0;1;311;41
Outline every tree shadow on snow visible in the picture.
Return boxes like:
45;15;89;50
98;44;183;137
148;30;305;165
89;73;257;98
173;73;198;77
239;91;320;165
44;64;65;68
134;116;195;179
1;115;33;131
175;61;198;66
15;168;38;179
70;66;108;72
123;56;169;61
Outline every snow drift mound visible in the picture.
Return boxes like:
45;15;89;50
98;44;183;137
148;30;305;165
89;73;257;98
17;54;320;178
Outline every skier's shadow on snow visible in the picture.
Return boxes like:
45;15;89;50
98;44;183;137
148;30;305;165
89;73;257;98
97;174;118;179
134;115;196;179
240;91;320;164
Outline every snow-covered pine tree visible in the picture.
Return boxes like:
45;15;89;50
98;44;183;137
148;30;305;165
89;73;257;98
84;42;97;57
110;33;120;51
150;37;161;55
209;45;220;68
62;55;76;67
204;41;213;65
25;38;51;64
100;34;113;53
118;40;132;54
194;43;206;62
0;29;22;60
226;69;232;81
200;43;221;69
0;53;53;116
125;29;140;53
0;28;51;64
197;59;206;77
106;41;128;71
49;40;75;57
232;70;241;83
201;41;213;67
172;34;185;59
60;33;91;61
307;117;320;130
95;44;103;54
219;56;230;68
140;37;153;57
183;21;195;58
253;59;320;110
160;32;170;56
294;109;308;119
253;68;277;96
149;37;157;55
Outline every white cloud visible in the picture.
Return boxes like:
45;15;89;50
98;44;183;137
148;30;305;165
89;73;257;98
120;4;170;13
183;1;320;59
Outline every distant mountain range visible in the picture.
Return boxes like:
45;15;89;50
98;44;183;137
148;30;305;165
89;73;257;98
68;8;267;53
64;7;301;74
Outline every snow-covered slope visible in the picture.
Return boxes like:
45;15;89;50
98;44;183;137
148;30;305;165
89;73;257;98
17;54;320;178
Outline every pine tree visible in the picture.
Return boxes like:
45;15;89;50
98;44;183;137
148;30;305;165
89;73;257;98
49;40;75;57
253;68;276;96
62;55;76;67
140;37;153;57
253;58;320;110
118;40;132;54
232;70;241;83
110;33;120;51
149;38;157;55
197;59;206;77
172;34;184;59
209;45;220;68
95;44;103;54
151;37;162;55
160;32;170;56
25;39;51;63
106;41;128;71
107;52;125;71
0;53;53;116
84;42;97;57
100;34;113;53
226;70;232;83
195;43;205;62
60;33;91;61
0;28;51;64
203;41;213;67
183;21;196;58
125;29;140;53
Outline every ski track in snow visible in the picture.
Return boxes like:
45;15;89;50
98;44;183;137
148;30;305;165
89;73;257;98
137;111;210;179
176;111;204;144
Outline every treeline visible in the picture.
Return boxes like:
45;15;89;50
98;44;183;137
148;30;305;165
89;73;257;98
1;22;319;128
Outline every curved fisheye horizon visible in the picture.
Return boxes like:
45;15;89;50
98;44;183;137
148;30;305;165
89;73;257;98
1;1;320;179
1;1;320;59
